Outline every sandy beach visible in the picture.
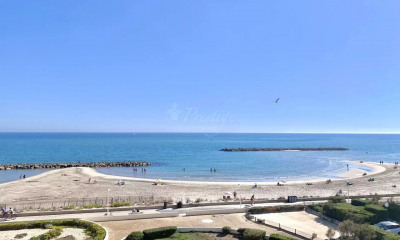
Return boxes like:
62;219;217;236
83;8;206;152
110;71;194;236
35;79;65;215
0;161;398;207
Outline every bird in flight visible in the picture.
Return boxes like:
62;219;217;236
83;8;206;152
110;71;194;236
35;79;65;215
275;98;280;103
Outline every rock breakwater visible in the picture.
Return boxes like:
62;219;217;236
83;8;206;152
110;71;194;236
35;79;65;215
220;147;349;152
0;161;152;170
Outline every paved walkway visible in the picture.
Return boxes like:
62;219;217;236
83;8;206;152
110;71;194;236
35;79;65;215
2;200;326;223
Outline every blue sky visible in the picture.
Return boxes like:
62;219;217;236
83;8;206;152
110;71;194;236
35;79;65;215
0;1;399;133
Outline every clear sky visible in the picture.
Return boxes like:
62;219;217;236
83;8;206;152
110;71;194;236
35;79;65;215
0;1;399;133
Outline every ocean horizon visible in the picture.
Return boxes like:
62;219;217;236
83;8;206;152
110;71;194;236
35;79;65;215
1;132;399;183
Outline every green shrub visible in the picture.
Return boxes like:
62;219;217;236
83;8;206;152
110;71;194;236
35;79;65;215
308;204;323;213
249;205;303;214
329;196;346;203
351;199;372;206
143;226;177;240
338;220;376;240
269;234;296;240
322;203;373;224
126;231;144;240
365;204;388;223
243;228;266;240
83;204;103;209
388;203;400;222
237;228;246;236
29;228;62;240
0;219;106;240
63;205;76;210
222;226;231;235
111;201;132;207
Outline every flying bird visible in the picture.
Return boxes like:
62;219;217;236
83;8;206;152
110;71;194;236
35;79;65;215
275;98;280;103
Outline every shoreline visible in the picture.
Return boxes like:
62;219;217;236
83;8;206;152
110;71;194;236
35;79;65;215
1;161;398;206
0;161;385;186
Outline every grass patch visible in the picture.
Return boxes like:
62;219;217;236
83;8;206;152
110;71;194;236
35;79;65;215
111;201;132;207
63;205;76;210
82;204;103;209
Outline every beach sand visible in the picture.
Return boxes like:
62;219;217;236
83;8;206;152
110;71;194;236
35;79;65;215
0;162;398;205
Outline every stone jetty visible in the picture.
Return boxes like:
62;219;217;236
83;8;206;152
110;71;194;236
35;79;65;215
220;147;349;152
0;161;152;170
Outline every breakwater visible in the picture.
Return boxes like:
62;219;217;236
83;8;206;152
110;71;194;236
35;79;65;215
220;147;349;152
0;161;152;170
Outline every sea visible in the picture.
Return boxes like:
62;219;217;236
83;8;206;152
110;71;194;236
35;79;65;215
0;133;399;183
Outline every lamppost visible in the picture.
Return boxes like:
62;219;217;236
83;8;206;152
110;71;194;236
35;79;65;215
347;185;350;203
238;184;242;208
107;189;110;216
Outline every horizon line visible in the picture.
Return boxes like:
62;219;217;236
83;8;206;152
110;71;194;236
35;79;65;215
1;131;400;135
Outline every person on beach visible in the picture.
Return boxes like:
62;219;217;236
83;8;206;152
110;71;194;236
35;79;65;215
1;207;6;217
233;191;237;200
23;174;26;179
251;195;255;206
347;164;349;171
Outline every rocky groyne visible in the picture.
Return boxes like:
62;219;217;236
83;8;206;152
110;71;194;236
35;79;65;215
0;161;152;170
220;147;349;152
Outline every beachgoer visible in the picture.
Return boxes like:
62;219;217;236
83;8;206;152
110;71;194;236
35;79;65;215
253;183;257;188
23;174;26;179
233;191;237;199
347;164;349;171
210;168;213;172
251;195;255;206
88;178;91;184
1;207;6;217
183;168;186;171
214;168;216;172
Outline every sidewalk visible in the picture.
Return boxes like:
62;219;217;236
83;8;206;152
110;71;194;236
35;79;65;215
2;200;326;223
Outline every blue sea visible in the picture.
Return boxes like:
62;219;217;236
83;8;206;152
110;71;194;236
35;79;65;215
0;133;399;183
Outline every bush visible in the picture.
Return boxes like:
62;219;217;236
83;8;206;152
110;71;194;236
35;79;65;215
249;205;303;214
338;220;376;240
243;228;266;240
63;205;76;210
30;228;62;240
365;204;388;223
0;219;106;240
308;204;323;213
329;196;346;203
322;203;373;224
126;231;144;240
269;234;296;240
237;228;246;236
222;226;231;235
143;226;177;240
351;199;372;206
83;204;103;209
111;201;132;207
388;203;400;222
